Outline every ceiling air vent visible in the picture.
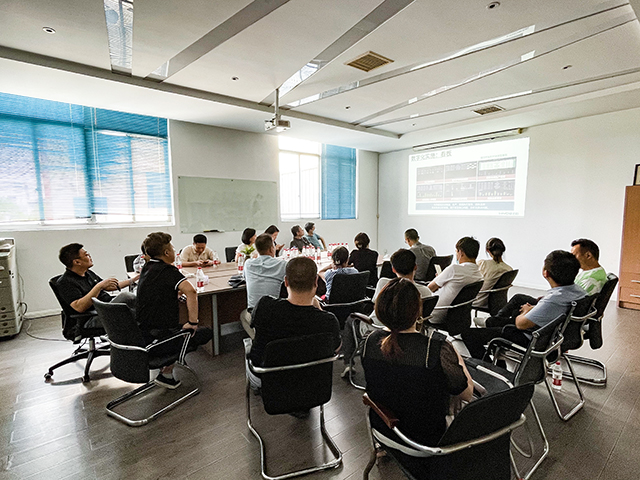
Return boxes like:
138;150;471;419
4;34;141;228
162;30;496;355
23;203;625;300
346;51;394;72
473;105;505;115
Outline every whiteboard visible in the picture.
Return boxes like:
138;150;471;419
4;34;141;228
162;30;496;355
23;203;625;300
178;176;278;233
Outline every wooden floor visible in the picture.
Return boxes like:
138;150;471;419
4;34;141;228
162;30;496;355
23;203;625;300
1;295;639;480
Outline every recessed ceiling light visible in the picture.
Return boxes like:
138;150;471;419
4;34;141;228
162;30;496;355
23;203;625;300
563;64;573;70
42;26;56;34
412;123;416;127
232;76;239;81
487;2;500;9
345;106;351;110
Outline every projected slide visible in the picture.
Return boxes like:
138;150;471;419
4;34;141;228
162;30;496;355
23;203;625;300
408;137;529;216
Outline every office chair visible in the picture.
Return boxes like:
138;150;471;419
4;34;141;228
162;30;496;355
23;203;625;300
225;246;237;263
427;280;484;336
124;254;138;273
379;260;394;279
424;255;454;282
362;383;534;480
473;269;519;317
246;333;342;479
93;299;200;427
321;271;371;328
45;275;110;382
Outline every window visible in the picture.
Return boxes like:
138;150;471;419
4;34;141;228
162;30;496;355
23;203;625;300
278;137;356;221
0;92;172;228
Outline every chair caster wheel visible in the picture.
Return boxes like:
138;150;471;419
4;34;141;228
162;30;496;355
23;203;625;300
44;372;53;381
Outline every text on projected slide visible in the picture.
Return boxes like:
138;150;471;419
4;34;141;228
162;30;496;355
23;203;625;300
408;137;529;216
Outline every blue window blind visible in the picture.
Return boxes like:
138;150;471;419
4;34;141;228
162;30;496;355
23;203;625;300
0;92;171;226
321;144;356;220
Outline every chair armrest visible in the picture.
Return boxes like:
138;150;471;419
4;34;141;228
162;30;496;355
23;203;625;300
475;365;514;388
477;285;513;295
248;355;339;374
433;298;476;310
146;330;193;363
351;312;373;324
363;393;399;429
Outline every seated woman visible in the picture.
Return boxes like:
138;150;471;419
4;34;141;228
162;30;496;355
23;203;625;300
348;232;378;287
236;227;259;261
362;277;473;470
319;246;358;301
474;237;513;308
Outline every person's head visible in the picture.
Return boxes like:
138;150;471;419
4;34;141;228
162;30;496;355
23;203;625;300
486;237;506;263
285;257;318;294
390;249;417;276
265;225;279;241
354;232;370;250
291;225;303;238
456;236;480;261
304;222;315;235
404;228;419;246
332;246;349;266
59;243;92;270
144;232;175;263
192;233;208;254
375;277;422;360
241;228;257;246
543;250;581;286
570;238;600;269
255;233;276;256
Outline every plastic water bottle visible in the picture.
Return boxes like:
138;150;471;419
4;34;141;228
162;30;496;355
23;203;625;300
196;267;206;293
238;254;245;273
327;244;333;258
316;248;321;262
213;251;221;265
175;254;182;270
551;360;563;390
133;254;145;273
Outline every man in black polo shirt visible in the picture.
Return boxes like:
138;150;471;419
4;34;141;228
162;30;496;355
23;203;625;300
56;244;137;335
136;232;212;389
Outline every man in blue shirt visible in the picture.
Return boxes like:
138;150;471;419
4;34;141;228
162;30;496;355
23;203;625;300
462;250;585;359
304;222;327;250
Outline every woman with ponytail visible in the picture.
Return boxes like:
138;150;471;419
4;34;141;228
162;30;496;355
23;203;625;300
474;237;513;308
362;277;473;458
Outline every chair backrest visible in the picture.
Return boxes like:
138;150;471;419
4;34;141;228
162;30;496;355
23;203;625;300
323;299;372;329
425;255;454;282
225;246;236;263
49;275;99;340
561;295;597;351
441;280;484;336
512;314;566;386
380;261;395;279
124;254;138;273
422;295;438;319
486;269;519;316
329;271;370;304
260;333;336;415
594;273;619;320
92;299;150;384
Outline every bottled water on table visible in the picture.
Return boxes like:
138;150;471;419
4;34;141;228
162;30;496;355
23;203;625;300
175;254;182;270
196;267;206;293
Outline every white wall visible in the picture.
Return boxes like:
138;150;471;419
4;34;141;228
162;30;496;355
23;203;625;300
2;121;379;315
378;107;640;291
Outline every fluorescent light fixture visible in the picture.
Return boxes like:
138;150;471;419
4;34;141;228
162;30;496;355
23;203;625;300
103;0;133;76
413;128;524;152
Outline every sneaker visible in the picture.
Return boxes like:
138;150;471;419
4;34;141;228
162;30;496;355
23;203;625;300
341;365;355;378
473;316;487;328
154;373;181;389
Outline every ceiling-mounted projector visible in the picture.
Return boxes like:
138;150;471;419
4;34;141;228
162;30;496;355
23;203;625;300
264;116;290;132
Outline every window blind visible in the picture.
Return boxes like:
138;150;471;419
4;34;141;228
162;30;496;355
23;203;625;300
321;144;356;220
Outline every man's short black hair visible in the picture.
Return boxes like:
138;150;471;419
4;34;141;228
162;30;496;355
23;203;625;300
390;249;417;275
304;222;315;233
255;233;275;255
571;238;600;261
544;250;581;286
404;228;419;242
265;225;279;235
456;236;480;260
193;234;207;244
291;225;301;237
59;243;83;269
286;257;317;292
144;232;172;258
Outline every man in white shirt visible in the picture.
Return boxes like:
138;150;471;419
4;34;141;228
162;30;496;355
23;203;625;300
240;233;287;338
180;234;214;267
428;237;483;324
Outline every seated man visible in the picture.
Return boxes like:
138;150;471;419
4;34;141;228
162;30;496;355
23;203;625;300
571;238;607;295
340;248;433;378
246;257;341;391
304;222;327;250
56;243;137;336
290;224;311;252
404;228;436;282
462;250;585;359
180;233;214;267
240;233;287;339
428;237;483;324
136;232;213;389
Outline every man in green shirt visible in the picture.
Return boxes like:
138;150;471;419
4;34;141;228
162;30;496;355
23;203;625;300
571;238;607;295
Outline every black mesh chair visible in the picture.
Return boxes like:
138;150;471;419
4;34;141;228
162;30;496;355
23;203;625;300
564;273;618;386
465;314;567;480
427;280;484;336
362;383;534;480
124;254;138;273
424;255;454;282
473;269;519;317
225;246;237;263
380;261;394;279
45;275;110;383
328;271;370;304
246;333;342;479
93;299;200;427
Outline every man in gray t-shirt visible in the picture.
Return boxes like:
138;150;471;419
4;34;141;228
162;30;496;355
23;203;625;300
404;228;436;282
462;250;585;359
